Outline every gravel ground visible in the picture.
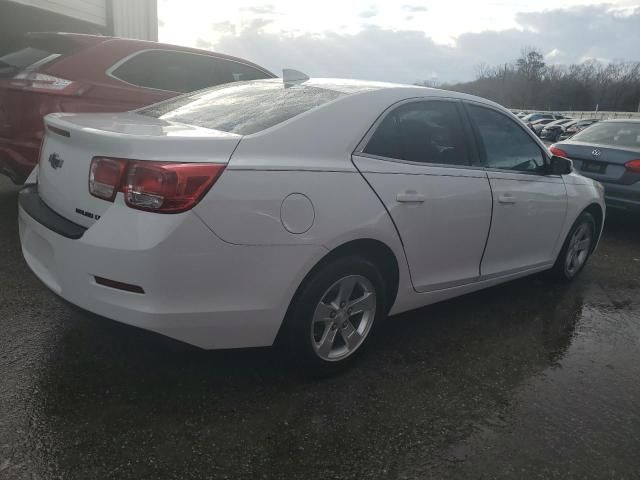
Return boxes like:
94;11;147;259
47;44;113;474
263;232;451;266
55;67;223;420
1;175;639;479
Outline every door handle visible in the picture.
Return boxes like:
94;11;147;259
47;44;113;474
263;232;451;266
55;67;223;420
396;191;425;203
498;193;516;204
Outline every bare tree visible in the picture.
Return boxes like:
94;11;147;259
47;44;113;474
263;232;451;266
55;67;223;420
441;48;640;112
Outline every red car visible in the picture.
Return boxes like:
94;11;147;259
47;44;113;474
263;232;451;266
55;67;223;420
0;32;275;183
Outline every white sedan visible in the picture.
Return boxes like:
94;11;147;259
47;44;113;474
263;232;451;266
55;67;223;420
18;76;605;374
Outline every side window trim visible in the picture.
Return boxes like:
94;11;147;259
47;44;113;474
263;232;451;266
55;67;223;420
106;48;272;93
461;100;551;176
355;97;480;169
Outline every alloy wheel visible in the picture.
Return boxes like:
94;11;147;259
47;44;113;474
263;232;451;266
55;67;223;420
310;275;376;362
565;223;593;277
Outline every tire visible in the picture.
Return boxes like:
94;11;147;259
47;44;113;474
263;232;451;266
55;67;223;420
282;256;388;376
550;212;596;281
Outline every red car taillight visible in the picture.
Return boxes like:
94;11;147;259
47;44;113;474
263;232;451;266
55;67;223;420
549;145;568;158
10;72;86;96
88;157;226;213
625;159;640;173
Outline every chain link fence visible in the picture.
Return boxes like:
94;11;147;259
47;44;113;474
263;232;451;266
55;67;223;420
512;110;640;120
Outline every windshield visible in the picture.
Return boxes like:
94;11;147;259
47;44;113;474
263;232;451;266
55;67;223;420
138;80;345;135
572;122;640;149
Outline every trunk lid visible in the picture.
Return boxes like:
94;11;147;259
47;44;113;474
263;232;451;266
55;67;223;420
37;112;241;227
557;141;640;183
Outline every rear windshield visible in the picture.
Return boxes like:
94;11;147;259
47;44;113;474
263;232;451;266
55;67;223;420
0;37;77;77
138;81;345;135
0;47;57;77
572;122;640;149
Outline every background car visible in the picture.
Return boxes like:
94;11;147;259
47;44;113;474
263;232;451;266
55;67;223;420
18;77;604;374
559;119;599;140
540;119;577;141
521;112;564;124
528;117;556;136
551;119;640;212
0;32;275;183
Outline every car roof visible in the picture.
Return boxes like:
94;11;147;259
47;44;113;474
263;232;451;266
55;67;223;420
25;32;276;77
267;77;507;110
598;119;640;123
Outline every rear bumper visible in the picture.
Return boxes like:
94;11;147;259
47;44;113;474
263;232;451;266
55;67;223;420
601;182;640;211
19;191;326;349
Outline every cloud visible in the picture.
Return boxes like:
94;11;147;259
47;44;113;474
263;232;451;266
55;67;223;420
211;21;237;35
359;7;378;18
243;18;274;32
209;5;640;84
196;37;213;49
402;5;428;12
242;4;279;15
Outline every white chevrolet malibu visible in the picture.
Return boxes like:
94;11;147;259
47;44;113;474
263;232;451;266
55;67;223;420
19;76;605;374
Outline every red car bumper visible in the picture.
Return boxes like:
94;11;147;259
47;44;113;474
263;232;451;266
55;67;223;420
0;136;40;183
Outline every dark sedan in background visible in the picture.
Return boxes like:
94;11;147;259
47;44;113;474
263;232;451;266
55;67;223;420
527;117;555;135
541;119;577;142
551;120;640;211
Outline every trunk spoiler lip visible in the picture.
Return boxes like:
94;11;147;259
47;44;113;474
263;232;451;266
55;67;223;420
43;112;243;140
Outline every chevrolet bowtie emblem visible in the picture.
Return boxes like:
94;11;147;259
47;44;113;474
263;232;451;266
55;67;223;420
48;153;64;170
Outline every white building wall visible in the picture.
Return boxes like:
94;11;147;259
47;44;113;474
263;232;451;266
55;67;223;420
7;0;158;41
10;0;107;26
111;0;158;41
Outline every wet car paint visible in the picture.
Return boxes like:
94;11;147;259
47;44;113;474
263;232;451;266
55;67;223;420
1;176;640;479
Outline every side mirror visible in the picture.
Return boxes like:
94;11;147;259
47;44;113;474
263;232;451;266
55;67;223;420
548;155;573;175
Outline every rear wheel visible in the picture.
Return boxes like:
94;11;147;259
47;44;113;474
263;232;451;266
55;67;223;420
283;256;387;375
551;212;596;281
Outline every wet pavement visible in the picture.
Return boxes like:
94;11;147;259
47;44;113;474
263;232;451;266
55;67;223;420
1;175;639;479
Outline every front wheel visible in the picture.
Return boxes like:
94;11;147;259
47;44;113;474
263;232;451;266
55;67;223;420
551;212;596;281
283;256;388;376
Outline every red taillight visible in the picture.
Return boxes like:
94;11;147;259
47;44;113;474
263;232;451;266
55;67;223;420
10;72;86;96
88;157;225;213
625;159;640;173
549;145;568;158
89;157;127;202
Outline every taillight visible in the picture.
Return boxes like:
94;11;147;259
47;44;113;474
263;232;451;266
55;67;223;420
625;159;640;173
10;72;86;96
549;145;568;158
89;157;127;202
88;157;225;213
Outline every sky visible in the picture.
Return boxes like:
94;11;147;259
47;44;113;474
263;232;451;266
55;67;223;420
158;0;640;84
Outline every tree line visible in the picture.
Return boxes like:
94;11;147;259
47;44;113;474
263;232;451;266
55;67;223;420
432;48;640;112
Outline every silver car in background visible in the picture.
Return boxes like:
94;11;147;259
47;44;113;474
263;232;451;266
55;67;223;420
551;120;640;212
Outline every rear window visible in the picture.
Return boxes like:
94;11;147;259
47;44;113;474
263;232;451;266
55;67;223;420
572;122;640;149
0;47;58;77
0;36;77;77
138;81;345;135
110;50;272;93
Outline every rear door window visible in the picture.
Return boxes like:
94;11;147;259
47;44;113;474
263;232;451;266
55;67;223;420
364;100;471;166
110;50;271;93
